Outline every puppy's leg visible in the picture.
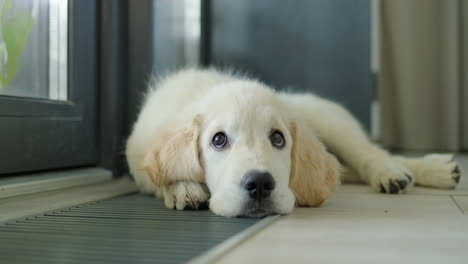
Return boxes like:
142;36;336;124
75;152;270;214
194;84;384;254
160;182;210;210
298;96;414;193
134;177;210;209
339;153;463;190
394;154;462;189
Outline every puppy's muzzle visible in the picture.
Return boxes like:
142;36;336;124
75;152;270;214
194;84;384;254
241;171;276;200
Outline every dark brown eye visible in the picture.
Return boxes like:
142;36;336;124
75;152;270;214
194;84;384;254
212;132;229;149
270;130;285;149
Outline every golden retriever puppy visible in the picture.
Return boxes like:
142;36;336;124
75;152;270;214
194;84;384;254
126;69;462;217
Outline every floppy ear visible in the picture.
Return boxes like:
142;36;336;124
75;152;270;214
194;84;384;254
289;121;341;207
143;116;204;187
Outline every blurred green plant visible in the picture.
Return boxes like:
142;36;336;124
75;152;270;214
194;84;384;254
0;0;34;89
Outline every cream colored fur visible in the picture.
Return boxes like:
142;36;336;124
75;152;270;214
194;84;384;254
126;69;462;217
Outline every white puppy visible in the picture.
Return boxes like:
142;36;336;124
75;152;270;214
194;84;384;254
126;69;462;217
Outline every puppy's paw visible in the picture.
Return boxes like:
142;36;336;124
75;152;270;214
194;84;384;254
414;154;462;189
160;182;210;210
365;158;414;194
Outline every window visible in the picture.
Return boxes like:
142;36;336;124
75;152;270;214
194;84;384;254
153;0;201;71
0;0;67;100
0;0;97;174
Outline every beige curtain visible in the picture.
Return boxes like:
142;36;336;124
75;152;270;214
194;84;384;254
378;0;467;151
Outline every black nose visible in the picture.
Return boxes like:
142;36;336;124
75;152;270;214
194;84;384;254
240;171;276;200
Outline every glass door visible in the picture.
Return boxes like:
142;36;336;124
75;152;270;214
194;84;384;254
0;0;98;174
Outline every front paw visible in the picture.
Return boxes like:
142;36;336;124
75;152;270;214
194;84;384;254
365;158;414;194
160;182;210;210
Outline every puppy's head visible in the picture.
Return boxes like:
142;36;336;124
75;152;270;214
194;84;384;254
200;81;340;217
144;80;340;217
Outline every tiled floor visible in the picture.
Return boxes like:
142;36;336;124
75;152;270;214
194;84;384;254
215;155;468;264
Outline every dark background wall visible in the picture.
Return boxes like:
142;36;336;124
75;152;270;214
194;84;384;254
210;0;372;130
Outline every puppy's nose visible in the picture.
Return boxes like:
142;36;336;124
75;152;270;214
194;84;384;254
241;171;276;200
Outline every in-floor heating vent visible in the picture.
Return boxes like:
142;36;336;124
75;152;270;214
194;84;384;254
0;193;262;264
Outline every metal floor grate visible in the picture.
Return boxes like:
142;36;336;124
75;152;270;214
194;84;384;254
0;193;261;264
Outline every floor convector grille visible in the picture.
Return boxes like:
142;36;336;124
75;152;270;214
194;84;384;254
0;193;262;264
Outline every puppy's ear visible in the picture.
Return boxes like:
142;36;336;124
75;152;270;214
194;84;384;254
289;121;341;207
143;116;204;187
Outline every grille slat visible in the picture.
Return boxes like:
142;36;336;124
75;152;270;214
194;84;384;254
1;248;186;264
0;193;262;263
8;222;248;233
15;217;252;230
0;228;238;241
0;242;202;256
23;215;247;224
43;211;250;223
0;232;221;248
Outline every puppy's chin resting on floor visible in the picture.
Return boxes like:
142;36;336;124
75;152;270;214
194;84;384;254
126;68;461;217
238;200;275;218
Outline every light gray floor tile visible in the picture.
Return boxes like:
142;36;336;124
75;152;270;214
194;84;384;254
215;154;468;264
318;191;462;215
216;211;468;264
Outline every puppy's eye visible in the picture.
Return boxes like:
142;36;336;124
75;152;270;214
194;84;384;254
270;130;285;149
212;132;229;149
